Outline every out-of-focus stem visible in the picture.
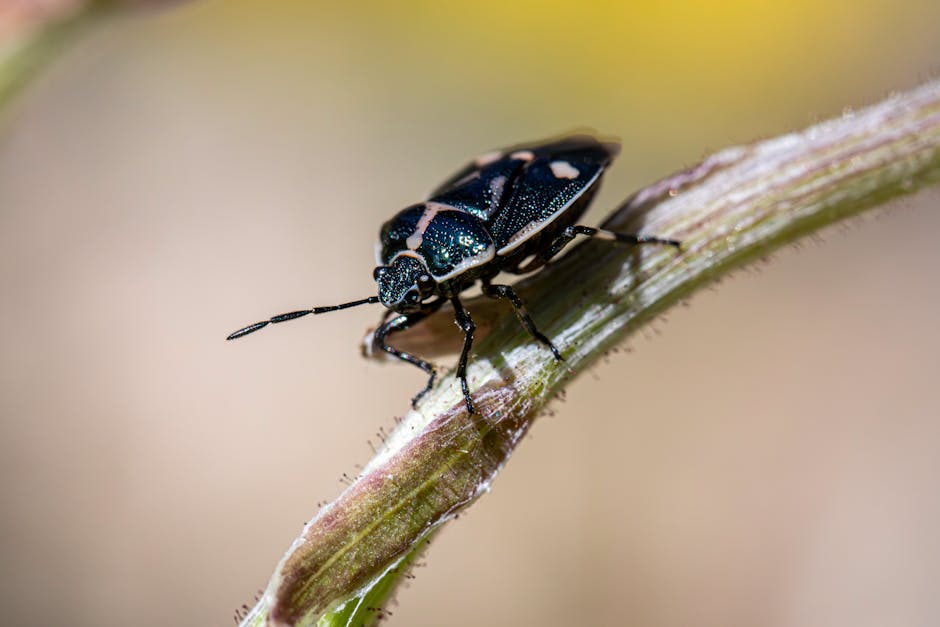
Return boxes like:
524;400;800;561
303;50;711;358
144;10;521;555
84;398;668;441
0;4;102;116
0;1;192;119
244;81;940;626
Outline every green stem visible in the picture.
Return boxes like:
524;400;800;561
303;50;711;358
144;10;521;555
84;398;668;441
244;80;940;626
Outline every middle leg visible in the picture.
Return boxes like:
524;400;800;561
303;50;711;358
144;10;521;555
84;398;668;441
481;282;562;361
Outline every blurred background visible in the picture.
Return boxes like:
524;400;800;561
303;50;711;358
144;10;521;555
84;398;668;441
1;1;939;625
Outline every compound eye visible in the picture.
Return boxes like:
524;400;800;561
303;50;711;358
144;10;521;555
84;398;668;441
416;273;435;296
373;266;387;281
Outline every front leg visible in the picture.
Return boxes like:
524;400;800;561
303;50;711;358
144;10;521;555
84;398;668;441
450;296;477;414
373;300;444;407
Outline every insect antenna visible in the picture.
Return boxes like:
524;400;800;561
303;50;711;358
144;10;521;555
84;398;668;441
226;296;380;340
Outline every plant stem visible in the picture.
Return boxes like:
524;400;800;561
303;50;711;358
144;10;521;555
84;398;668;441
0;4;107;119
243;80;940;626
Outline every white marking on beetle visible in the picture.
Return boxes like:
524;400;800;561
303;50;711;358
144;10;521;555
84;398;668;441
488;175;507;203
474;150;502;166
510;150;535;162
431;244;496;282
390;249;429;266
500;221;543;253
405;201;465;250
452;170;481;188
549;160;579;179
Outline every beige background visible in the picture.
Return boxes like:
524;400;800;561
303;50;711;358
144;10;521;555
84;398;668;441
1;1;940;625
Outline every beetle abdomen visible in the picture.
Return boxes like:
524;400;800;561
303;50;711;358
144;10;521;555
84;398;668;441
489;144;615;254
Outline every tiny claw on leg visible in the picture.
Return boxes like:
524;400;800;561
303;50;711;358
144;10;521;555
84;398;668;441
411;369;438;408
460;377;475;415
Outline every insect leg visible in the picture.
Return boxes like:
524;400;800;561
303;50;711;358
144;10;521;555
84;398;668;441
576;226;681;248
515;225;680;273
373;300;444;408
481;282;562;361
450;296;477;414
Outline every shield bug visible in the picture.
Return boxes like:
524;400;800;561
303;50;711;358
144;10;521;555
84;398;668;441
228;134;680;414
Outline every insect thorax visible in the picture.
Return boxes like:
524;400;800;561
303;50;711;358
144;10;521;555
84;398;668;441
378;202;496;284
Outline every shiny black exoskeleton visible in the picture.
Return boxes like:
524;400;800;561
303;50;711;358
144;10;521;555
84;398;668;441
228;134;680;414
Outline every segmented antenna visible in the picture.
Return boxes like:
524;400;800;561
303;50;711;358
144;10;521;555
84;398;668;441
226;296;380;340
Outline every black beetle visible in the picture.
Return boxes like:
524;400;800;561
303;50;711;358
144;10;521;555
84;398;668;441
228;134;679;414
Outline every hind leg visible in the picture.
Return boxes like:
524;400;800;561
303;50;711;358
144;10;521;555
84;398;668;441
514;225;680;274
